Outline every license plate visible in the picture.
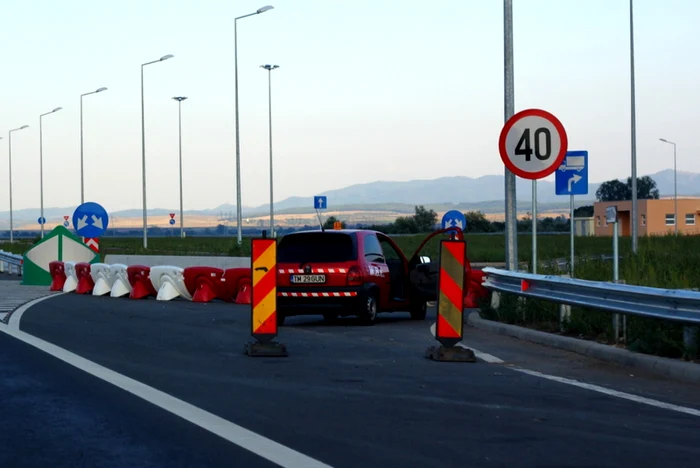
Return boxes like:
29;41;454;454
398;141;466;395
290;274;326;284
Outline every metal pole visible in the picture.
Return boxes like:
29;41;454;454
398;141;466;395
503;0;518;271
531;180;537;274
234;18;243;245
80;95;85;204
40;116;44;238
630;0;638;253
674;142;678;235
8;132;13;244
173;97;187;238
261;65;279;238
613;219;620;341
141;63;148;249
570;194;575;277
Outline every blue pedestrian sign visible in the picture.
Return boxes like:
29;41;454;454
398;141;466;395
441;210;467;232
37;217;46;225
555;150;589;196
72;202;109;238
169;219;176;225
314;196;327;210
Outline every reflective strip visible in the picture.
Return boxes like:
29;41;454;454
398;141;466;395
278;268;347;274
278;292;357;298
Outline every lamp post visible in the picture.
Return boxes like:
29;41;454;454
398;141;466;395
234;5;274;244
141;54;174;249
630;0;638;252
172;96;188;238
503;0;517;271
659;138;678;235
260;64;279;237
39;107;62;239
80;87;107;204
8;125;29;243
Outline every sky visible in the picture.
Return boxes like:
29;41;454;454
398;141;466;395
1;0;699;216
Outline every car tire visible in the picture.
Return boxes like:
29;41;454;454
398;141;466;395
360;291;378;326
409;298;427;320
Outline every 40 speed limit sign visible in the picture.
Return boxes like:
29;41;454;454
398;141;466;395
498;108;568;180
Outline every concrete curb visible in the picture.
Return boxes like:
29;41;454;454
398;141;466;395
465;310;700;385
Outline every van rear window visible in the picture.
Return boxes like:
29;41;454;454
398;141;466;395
278;232;357;263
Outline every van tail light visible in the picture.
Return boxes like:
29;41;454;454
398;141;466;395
347;266;363;286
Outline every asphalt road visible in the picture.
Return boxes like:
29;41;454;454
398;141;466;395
5;294;700;467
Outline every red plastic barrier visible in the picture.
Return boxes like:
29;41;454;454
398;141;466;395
464;269;488;308
222;268;251;303
234;278;252;304
127;265;157;299
75;262;95;294
49;261;66;291
183;266;226;303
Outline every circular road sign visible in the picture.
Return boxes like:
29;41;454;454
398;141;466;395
169;219;176;225
498;108;568;180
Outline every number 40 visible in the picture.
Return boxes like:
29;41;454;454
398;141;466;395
515;127;551;161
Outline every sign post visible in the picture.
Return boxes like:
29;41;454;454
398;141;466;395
244;235;287;357
606;205;622;342
499;109;568;274
313;195;327;229
555;150;589;277
425;238;476;362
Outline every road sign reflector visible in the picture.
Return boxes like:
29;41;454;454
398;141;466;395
435;239;466;347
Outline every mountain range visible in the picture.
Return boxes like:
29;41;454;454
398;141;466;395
2;169;698;223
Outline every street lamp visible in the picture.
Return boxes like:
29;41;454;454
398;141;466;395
8;125;29;243
141;54;174;249
172;96;188;238
630;0;638;252
260;64;279;237
659;138;678;235
80;87;107;204
234;5;274;244
39;107;62;239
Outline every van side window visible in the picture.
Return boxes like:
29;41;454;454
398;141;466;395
363;235;385;263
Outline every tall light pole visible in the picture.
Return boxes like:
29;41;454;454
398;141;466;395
141;54;174;249
503;0;517;271
39;107;62;239
659;138;677;235
80;87;107;204
260;64;279;237
172;96;188;238
8;125;29;243
630;0;638;252
234;5;274;244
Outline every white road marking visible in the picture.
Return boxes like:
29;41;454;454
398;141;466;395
429;322;700;418
1;296;332;468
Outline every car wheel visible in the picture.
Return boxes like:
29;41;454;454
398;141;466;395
409;298;427;320
360;291;378;326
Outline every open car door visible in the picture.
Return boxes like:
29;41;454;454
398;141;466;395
407;227;465;302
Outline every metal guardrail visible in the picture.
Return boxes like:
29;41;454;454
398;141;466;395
0;250;23;276
481;267;700;325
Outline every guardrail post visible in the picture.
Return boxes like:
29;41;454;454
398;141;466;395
558;274;571;332
612;279;626;344
684;326;698;360
425;238;476;362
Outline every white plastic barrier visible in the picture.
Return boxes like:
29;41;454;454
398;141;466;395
90;263;114;296
109;264;131;298
150;265;192;301
63;261;78;293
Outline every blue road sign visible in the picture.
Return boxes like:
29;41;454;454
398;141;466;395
63;221;69;227
169;219;176;225
72;202;109;238
314;196;328;210
555;150;588;196
37;217;46;225
441;210;467;232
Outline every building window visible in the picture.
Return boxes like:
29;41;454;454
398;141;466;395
686;214;696;225
596;216;600;227
665;214;675;226
641;214;646;226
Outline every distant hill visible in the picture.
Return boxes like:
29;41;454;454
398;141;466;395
1;169;697;226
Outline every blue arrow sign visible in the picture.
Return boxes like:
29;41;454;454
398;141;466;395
314;196;327;210
63;221;69;227
441;210;467;232
169;218;176;225
72;202;109;238
555;150;589;196
37;217;46;225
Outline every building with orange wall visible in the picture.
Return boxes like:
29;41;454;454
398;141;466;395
593;198;700;236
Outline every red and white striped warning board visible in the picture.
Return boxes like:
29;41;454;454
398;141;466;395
83;237;99;253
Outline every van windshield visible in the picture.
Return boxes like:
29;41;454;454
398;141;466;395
277;232;357;263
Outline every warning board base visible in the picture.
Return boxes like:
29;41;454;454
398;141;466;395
424;345;476;363
244;340;288;357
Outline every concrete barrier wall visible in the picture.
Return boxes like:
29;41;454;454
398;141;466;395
103;255;250;269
